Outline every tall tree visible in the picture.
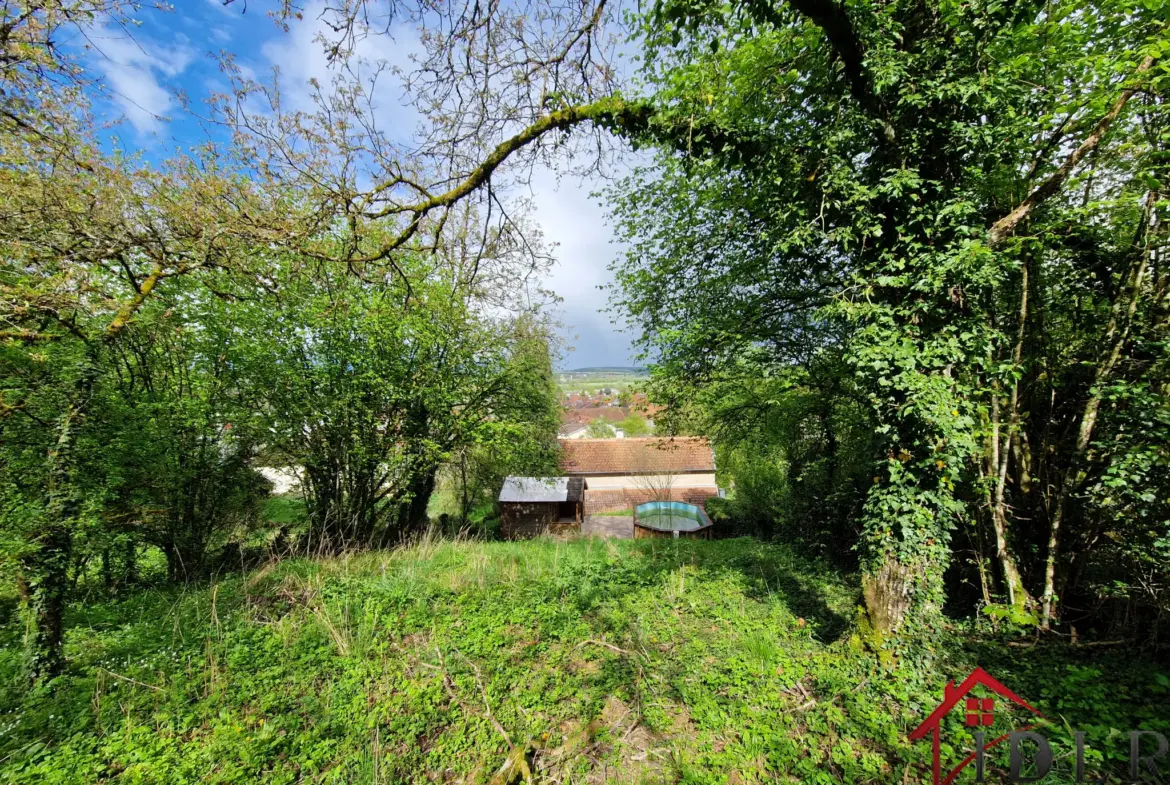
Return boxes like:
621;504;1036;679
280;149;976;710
608;0;1170;637
0;2;321;679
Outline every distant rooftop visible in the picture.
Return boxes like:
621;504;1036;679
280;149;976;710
558;422;589;437
563;406;628;424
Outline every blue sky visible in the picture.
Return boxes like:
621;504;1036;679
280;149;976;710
83;0;637;369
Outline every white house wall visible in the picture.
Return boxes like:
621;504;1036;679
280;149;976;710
580;473;718;490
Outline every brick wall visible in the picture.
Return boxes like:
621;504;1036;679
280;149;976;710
583;487;719;516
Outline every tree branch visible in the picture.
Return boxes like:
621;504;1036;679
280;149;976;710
744;0;892;141
988;55;1156;248
0;329;61;342
357;97;653;262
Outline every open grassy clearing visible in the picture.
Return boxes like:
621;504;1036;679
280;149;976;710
0;538;1165;784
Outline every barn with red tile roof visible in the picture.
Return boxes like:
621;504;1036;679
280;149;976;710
558;437;721;515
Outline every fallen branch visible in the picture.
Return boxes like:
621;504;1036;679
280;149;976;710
1007;639;1039;648
575;639;632;656
97;668;164;693
489;745;532;785
781;677;817;711
434;645;533;784
1007;637;1132;648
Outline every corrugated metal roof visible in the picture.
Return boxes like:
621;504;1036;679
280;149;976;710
498;476;570;503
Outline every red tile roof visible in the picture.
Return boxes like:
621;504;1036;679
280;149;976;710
562;406;628;424
558;437;715;475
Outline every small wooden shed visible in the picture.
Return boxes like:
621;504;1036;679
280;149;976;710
498;477;586;539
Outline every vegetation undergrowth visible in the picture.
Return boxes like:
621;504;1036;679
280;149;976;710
0;537;1164;784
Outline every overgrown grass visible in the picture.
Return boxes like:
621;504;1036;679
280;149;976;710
262;496;308;527
0;537;1165;784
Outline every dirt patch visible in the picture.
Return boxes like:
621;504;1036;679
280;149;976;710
582;516;634;539
584;696;669;785
567;656;601;676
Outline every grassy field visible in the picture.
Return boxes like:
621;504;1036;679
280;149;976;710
556;368;648;396
0;537;1166;784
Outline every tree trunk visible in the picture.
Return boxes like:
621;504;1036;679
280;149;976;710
101;548;112;590
987;262;1034;612
23;381;91;682
123;538;137;587
1041;191;1158;628
163;541;183;583
986;395;1015;603
990;499;1031;611
861;552;913;637
459;454;470;528
23;523;71;682
399;468;437;535
17;265;166;685
162;532;204;583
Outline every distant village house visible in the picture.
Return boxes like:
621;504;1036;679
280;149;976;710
559;437;720;515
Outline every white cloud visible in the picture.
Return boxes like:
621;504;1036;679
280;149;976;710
259;2;422;142
203;0;240;20
528;165;637;369
91;25;194;135
255;3;642;368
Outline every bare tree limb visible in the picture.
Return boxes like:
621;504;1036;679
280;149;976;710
988;55;1156;248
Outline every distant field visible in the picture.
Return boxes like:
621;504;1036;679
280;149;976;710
559;366;648;375
557;367;648;394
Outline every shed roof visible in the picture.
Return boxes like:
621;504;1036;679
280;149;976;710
498;476;585;504
558;437;716;475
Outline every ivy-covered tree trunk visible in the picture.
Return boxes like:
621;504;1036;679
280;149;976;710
861;552;912;637
22;373;93;681
23;525;72;682
857;456;956;637
395;467;437;537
